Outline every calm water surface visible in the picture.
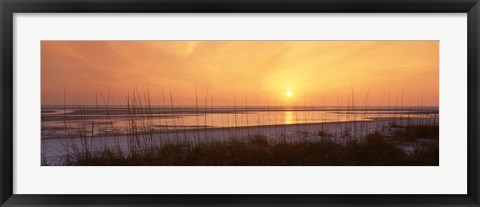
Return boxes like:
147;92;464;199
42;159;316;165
41;106;438;139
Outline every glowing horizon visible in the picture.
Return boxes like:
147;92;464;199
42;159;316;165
41;41;439;106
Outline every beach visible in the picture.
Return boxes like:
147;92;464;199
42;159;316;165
42;117;437;165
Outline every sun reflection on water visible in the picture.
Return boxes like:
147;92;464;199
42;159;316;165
284;111;294;124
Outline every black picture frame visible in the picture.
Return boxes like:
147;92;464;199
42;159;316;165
1;0;479;206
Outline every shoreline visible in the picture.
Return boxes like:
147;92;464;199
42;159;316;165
40;117;436;140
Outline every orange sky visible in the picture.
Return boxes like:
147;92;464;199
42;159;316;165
41;41;438;106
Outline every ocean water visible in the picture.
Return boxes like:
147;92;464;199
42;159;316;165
41;105;438;139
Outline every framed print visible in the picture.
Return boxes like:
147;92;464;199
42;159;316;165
40;40;440;166
1;0;479;206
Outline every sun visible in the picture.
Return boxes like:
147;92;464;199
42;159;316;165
285;91;293;97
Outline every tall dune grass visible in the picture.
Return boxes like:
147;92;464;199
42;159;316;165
64;130;438;166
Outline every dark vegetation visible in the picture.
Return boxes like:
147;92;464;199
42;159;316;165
61;124;438;166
